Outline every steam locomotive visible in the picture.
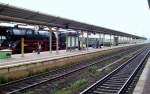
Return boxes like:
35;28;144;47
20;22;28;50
0;26;78;54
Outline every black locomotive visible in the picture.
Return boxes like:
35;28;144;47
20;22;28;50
0;26;78;54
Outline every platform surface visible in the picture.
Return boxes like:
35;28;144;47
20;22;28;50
0;44;135;68
133;57;150;94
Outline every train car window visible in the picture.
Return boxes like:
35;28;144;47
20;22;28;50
22;29;26;35
34;31;39;35
13;29;26;35
39;31;49;35
13;29;22;35
26;29;33;35
0;36;6;45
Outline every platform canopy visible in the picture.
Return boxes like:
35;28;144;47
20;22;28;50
0;3;146;39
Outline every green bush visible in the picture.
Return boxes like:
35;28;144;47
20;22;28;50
54;79;88;94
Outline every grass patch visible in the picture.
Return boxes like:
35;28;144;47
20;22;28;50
0;48;116;85
20;91;34;94
88;65;100;76
0;75;8;84
53;79;88;94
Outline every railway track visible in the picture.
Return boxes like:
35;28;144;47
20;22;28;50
0;45;146;94
80;47;150;94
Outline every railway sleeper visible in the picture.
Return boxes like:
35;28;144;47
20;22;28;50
95;88;118;93
106;79;126;83
105;81;125;84
101;84;123;88
110;76;128;80
93;90;116;94
103;82;124;86
109;77;128;80
98;86;120;90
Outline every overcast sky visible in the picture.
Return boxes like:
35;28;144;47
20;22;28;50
0;0;150;38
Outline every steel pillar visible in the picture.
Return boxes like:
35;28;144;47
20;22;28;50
103;34;105;46
48;27;53;53
77;31;80;50
56;29;59;53
49;32;52;53
70;36;72;51
86;32;89;50
110;34;112;47
21;37;24;57
99;33;101;48
66;33;68;51
82;31;84;49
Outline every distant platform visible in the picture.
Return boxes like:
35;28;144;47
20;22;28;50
0;44;136;69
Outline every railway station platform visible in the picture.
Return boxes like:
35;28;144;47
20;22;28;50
0;44;136;69
133;57;150;94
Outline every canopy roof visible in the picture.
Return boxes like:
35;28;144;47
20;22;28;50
0;3;146;39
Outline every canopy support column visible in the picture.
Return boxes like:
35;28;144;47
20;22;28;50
77;31;80;50
66;33;68;52
86;32;89;50
82;31;84;49
56;28;59;53
110;34;112;47
103;34;105;46
99;33;101;48
21;37;24;57
48;27;53;53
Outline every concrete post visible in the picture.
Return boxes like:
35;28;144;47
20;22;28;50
70;36;72;51
82;31;84;49
56;29;59;53
86;32;89;50
66;33;68;52
77;31;80;50
103;34;105;46
110;34;112;47
21;31;24;57
48;27;53;53
21;37;24;57
99;33;101;48
49;32;52;53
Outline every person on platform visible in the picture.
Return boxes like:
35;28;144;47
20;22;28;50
37;42;41;54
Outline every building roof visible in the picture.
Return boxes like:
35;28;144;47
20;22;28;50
0;3;146;39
